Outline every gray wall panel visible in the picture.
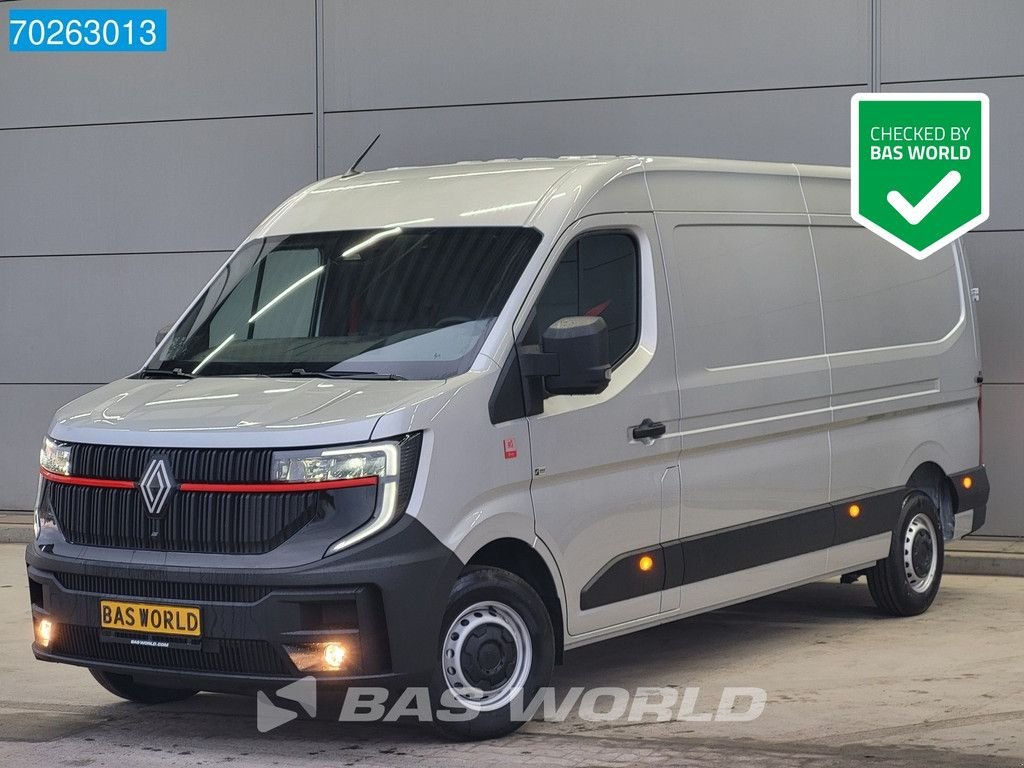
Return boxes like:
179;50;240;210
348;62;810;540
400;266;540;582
0;115;315;257
0;0;315;129
881;0;1024;83
979;385;1024;536
323;0;868;111
2;2;1022;537
0;384;96;510
0;252;228;384
884;77;1024;233
325;86;855;174
966;231;1024;384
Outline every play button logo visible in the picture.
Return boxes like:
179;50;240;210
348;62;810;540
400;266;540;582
256;676;317;733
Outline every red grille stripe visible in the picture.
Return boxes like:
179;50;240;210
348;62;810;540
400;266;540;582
178;477;378;493
40;469;134;489
41;468;377;493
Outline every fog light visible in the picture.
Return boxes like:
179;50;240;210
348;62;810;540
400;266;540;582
35;618;55;648
284;641;349;672
324;642;345;669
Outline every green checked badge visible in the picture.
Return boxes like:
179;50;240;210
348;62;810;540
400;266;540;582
851;93;989;259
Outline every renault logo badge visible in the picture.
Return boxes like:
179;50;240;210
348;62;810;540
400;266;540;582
139;458;174;518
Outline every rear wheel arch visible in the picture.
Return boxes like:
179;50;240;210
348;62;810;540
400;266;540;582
907;461;956;540
466;538;565;663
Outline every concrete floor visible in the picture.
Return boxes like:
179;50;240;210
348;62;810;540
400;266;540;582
2;542;1023;767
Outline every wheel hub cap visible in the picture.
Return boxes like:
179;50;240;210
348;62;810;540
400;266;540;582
903;511;939;594
911;529;933;575
459;624;518;689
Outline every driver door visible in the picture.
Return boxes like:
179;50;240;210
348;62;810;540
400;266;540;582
525;215;682;636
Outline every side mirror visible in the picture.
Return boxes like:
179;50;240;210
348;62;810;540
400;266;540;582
155;324;173;347
540;316;611;395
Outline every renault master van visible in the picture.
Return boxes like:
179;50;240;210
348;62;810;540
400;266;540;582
27;156;989;739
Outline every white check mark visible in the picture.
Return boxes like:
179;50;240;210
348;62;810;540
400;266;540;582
886;170;961;225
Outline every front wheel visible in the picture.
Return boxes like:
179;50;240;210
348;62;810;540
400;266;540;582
867;491;944;616
90;669;198;704
429;566;555;740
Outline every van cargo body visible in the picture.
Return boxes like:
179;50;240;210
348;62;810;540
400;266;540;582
27;156;989;739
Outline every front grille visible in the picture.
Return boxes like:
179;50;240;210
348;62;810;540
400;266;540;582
47;438;409;554
52;625;291;675
71;443;274;483
47;483;322;554
54;572;272;604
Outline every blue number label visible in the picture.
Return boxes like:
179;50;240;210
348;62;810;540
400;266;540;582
9;9;166;52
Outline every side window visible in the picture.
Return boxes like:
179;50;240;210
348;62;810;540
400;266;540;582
527;232;640;365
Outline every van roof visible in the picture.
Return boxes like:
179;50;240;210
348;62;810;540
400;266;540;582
248;156;851;241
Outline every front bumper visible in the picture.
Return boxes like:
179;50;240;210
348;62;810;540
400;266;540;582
26;516;461;693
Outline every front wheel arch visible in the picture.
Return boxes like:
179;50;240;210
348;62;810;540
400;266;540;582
466;538;564;663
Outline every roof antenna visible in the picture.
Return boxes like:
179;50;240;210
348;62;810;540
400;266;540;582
342;133;381;177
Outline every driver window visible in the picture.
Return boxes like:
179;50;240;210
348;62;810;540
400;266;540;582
526;232;640;365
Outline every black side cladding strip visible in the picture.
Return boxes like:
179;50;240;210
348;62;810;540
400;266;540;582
580;546;665;611
580;487;910;611
674;505;835;585
831;488;906;546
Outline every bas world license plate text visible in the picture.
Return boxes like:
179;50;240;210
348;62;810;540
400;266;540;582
100;600;201;637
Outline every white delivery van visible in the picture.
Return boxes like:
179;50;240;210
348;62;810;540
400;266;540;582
28;156;988;739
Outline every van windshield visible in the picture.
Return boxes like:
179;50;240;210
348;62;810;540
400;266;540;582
148;227;542;380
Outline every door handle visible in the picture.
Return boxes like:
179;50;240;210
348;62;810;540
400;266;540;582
631;418;667;441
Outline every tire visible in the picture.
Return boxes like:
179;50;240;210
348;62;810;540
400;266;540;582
429;566;555;740
867;491;944;616
90;669;198;704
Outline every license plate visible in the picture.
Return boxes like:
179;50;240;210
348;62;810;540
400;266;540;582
100;599;201;637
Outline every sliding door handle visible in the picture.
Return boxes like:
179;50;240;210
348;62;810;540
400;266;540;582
631;418;666;441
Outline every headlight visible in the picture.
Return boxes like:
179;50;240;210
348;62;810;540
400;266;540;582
40;437;72;476
272;444;393;483
271;435;421;556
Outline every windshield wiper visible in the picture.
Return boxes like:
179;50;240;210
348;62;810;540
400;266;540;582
138;367;405;380
137;367;196;379
287;368;407;381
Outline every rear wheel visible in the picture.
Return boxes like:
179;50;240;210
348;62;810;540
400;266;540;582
429;566;554;740
90;669;198;704
867;491;944;616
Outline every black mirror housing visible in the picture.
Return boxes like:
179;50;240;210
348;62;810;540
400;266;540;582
541;316;611;395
